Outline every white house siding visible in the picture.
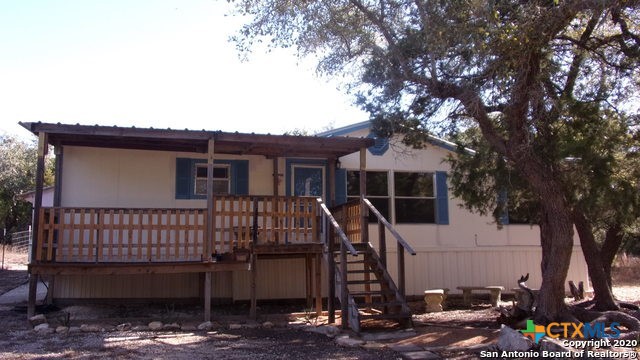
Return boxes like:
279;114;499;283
52;140;589;300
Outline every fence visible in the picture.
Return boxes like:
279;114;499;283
7;228;31;252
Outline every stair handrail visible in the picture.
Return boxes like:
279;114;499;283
316;198;358;256
317;198;359;329
362;197;416;297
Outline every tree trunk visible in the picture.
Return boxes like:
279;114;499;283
600;223;623;290
572;210;619;311
534;200;574;324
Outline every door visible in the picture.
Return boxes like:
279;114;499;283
292;165;325;199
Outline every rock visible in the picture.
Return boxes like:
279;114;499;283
305;325;341;338
335;335;365;347
163;323;181;331
148;321;163;331
360;342;387;350
401;351;440;360
68;326;81;333
131;325;149;331
56;326;69;334
497;325;533;352
362;330;416;341
388;343;424;352
229;323;242;330
539;338;579;357
34;323;50;332
262;321;274;329
116;323;132;331
181;324;197;331
80;324;101;332
29;314;47;326
197;321;213;331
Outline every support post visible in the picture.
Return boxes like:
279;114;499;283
204;272;211;321
359;148;368;243
250;253;257;319
327;214;336;324
397;242;405;298
28;131;48;318
315;252;322;316
47;145;63;305
305;254;313;309
340;238;348;329
272;158;279;197
205;138;215;260
328;158;336;206
378;221;387;267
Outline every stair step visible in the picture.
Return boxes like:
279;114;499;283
346;269;377;274
344;259;376;264
349;290;395;296
356;301;404;308
360;313;412;320
347;279;381;285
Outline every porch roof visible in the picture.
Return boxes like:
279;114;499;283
19;122;374;158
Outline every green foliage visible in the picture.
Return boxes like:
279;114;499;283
0;135;54;236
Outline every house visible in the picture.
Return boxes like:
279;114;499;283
21;121;588;331
17;186;55;207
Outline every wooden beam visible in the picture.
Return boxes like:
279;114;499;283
29;261;251;275
315;253;322;316
204;272;211;321
28;131;48;318
359;147;369;244
328;158;336;206
250;254;257;319
272;158;279;197
205;138;215;260
47;145;63;305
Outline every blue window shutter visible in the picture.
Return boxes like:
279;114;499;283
435;171;449;225
498;189;509;225
175;158;192;199
335;168;347;206
232;160;249;195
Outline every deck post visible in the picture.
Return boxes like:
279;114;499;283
46;145;63;305
205;138;215;259
359;148;368;244
327;215;336;323
397;243;406;298
305;254;313;309
204;272;211;321
28;131;48;318
340;239;348;329
250;253;257;319
314;252;322;316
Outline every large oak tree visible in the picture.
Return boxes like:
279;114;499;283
231;0;640;323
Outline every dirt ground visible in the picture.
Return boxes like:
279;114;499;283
1;249;639;359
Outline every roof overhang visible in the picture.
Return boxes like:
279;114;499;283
20;122;374;159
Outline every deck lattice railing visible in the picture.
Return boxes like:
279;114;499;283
35;196;320;263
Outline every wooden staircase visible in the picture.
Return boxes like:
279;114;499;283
333;242;413;333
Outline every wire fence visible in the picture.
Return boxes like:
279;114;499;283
7;229;31;252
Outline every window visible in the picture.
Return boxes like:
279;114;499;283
175;158;249;199
394;172;436;223
194;164;230;196
347;171;390;221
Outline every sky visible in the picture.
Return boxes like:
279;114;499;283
0;0;368;140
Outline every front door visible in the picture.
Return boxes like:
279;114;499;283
292;165;325;199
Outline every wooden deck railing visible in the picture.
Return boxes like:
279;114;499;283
331;199;363;244
35;196;321;264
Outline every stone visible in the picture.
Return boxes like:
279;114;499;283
262;321;274;329
539;337;579;357
148;321;163;331
362;330;416;341
56;326;69;334
68;326;81;333
80;324;102;332
131;325;149;331
229;323;242;330
163;323;181;331
401;351;441;360
116;323;132;331
34;323;50;332
181;324;197;331
335;336;365;347
497;325;533;352
241;322;259;329
360;342;387;350
29;314;47;326
388;343;424;352
424;290;445;312
197;321;213;331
